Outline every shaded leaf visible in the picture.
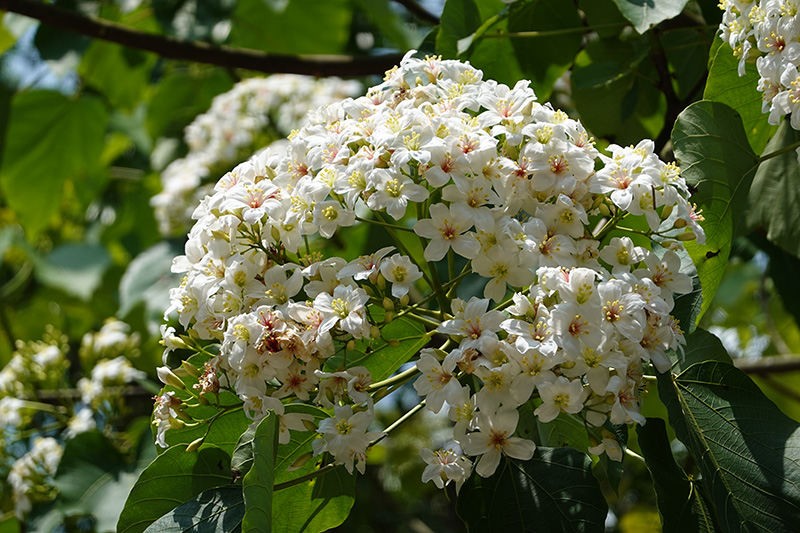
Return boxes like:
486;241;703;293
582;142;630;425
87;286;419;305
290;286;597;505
637;417;718;532
747;119;800;258
0;91;108;235
704;38;777;155
242;414;278;532
33;243;111;301
456;449;607;532
119;240;183;325
80;41;156;110
672;328;733;373
611;0;690;34
143;485;244;533
537;412;590;452
751;234;800;328
657;361;800;532
231;425;257;479
117;445;233;533
672;100;759;322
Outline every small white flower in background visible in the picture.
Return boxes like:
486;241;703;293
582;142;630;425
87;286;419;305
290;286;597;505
312;405;383;474
8;437;63;518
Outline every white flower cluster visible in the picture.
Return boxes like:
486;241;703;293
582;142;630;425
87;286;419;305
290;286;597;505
0;327;69;402
151;75;362;236
7;437;62;518
162;52;702;481
719;0;800;128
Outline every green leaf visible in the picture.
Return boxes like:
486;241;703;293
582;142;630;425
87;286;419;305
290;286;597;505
231;425;258;478
51;431;140;532
119;241;183;324
672;328;733;373
242;414;278;533
672;100;759;322
747;119;800;258
354;0;414;50
270;405;355;533
537;412;590;452
463;0;583;101
230;0;352;54
0;14;17;55
324;312;430;381
146;70;233;140
0;92;108;235
164;404;250;454
153;0;235;41
80;41;156;110
578;0;628;38
704;38;777;155
456;450;607;532
33;243;111;301
751;234;800;328
637;417;718;532
117;445;233;533
143;485;245;533
611;0;690;34
657;361;800;532
436;0;501;58
571;35;666;144
662;27;714;101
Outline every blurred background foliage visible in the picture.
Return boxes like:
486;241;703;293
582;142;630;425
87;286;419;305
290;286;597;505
1;0;800;531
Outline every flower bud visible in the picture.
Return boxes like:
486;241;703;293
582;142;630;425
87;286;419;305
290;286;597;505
400;294;409;306
346;340;356;351
370;325;381;339
675;231;697;241
157;366;186;389
384;311;394;324
288;451;314;471
185;436;204;453
271;226;281;242
672;217;687;229
181;360;201;378
376;274;386;291
660;203;674;220
382;297;394;312
387;339;401;347
598;202;610;217
302;418;319;432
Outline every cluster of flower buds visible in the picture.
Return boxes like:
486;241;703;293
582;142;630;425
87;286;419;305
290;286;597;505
719;0;800;129
161;52;703;482
7;437;62;518
152;75;362;236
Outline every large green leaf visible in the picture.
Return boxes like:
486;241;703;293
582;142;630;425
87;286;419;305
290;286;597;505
119;241;183;327
462;0;583;101
636;417;718;532
672;100;759;322
672;327;732;373
747;120;800;258
0;91;108;235
662;27;714;101
436;0;503;59
456;450;607;532
704;38;777;155
242;414;278;533
657;361;800;532
537;412;590;452
143;485;245;533
163;403;250;454
611;0;690;34
230;0;352;55
117;445;233;533
80;41;156;110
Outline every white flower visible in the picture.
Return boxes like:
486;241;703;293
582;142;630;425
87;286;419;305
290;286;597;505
420;447;473;491
413;203;480;261
414;349;464;414
313;405;383;474
534;376;587;423
461;408;536;478
380;254;423;298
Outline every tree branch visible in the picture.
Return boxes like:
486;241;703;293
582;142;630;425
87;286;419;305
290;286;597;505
0;0;403;77
392;0;440;25
734;355;800;375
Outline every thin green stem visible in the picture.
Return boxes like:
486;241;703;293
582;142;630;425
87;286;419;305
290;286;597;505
759;139;800;163
355;216;416;232
373;211;436;293
372;400;427;446
274;463;339;491
447;248;456;283
368;364;420;391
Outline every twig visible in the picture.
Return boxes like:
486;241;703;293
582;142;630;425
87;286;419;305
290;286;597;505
0;0;403;77
734;354;800;375
392;0;439;25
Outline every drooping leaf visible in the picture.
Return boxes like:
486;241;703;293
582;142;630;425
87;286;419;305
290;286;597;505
143;485;245;533
672;100;759;322
704;38;777;155
611;0;690;34
747;119;800;258
242;414;278;532
117;445;233;533
456;449;607;532
33;243;112;301
657;361;800;532
0;91;108;235
637;417;718;532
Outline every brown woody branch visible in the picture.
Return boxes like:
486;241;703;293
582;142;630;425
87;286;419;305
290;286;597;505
734;355;800;375
0;0;403;77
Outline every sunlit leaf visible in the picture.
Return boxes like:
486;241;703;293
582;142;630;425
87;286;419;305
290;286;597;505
704;38;777;155
611;0;690;34
672;100;759;323
657;361;800;532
